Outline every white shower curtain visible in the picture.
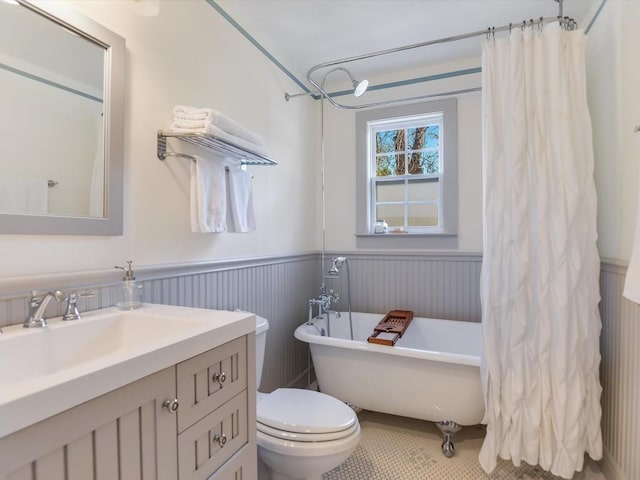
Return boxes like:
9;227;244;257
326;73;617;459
480;22;602;479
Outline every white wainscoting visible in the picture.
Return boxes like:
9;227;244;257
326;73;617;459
599;261;640;480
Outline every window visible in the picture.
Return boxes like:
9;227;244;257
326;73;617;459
355;98;458;248
371;114;442;232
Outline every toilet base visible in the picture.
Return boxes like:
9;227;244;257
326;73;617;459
270;473;321;480
257;425;360;480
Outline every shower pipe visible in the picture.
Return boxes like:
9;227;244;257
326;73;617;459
293;1;580;110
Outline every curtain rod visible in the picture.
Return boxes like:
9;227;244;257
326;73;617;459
309;16;574;80
306;15;576;111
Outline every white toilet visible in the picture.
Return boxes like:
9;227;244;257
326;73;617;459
255;315;360;480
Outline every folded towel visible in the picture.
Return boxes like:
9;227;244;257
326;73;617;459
227;165;255;233
190;156;227;233
0;175;47;215
172;105;265;147
170;123;269;157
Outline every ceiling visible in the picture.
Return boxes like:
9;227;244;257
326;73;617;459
215;0;602;92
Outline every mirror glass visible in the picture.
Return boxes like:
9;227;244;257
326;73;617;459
0;0;124;235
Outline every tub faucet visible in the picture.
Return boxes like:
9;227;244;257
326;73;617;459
324;309;341;318
24;290;64;328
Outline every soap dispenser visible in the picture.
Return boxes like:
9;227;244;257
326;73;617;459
114;260;143;310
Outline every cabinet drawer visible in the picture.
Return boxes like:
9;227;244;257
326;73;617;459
177;336;247;433
178;390;248;480
208;444;255;480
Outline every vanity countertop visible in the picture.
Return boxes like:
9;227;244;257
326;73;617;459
0;304;254;438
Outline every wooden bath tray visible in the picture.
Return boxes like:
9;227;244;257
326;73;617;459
367;310;414;346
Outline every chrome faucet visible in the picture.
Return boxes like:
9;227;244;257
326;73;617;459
308;286;339;321
24;290;64;328
62;292;82;321
61;291;95;321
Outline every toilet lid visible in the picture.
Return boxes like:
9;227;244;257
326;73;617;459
257;388;357;435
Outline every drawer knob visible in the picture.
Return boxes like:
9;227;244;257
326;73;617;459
163;398;179;413
212;372;227;387
213;433;227;448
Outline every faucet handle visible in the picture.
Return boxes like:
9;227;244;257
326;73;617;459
61;291;94;321
29;290;40;305
62;292;81;321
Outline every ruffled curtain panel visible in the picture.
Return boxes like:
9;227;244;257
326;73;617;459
479;22;603;479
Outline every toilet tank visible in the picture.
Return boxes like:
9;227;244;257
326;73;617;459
255;315;269;390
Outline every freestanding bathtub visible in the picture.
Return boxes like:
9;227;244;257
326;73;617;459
294;311;484;456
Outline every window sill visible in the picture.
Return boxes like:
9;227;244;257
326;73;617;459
355;231;458;249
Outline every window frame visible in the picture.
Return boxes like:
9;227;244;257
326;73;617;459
369;112;444;233
355;98;458;249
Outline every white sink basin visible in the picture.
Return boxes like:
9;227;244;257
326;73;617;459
0;311;204;384
0;304;254;438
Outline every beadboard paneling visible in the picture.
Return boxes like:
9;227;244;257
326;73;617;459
0;254;319;393
4;252;635;480
599;262;640;480
323;252;483;322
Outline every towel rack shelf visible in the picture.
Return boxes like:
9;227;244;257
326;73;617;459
157;130;277;166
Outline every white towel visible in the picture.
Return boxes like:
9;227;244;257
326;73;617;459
0;175;47;215
190;156;226;233
172;105;265;147
624;164;640;302
170;123;269;157
227;165;255;233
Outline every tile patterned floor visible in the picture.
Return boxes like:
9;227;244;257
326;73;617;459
324;411;605;480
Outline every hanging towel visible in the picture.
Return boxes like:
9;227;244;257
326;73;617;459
190;156;226;233
227;165;255;233
170;123;269;157
172;105;266;147
0;175;48;215
624;163;640;302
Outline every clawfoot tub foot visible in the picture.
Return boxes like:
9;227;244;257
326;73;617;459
436;420;461;458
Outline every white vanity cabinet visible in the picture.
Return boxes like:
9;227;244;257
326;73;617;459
0;333;256;480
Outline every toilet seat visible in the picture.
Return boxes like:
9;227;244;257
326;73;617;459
257;388;357;439
257;420;360;442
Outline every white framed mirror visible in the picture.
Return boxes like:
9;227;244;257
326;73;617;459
0;0;124;235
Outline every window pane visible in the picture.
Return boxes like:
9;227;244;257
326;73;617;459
408;178;439;202
425;125;440;148
406;151;439;174
376;204;404;228
407;152;426;174
407;126;425;151
376;154;405;176
408;204;439;227
407;125;440;149
376;180;404;202
375;129;405;154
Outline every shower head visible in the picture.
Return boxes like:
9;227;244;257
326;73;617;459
328;256;347;276
284;67;368;101
352;79;369;97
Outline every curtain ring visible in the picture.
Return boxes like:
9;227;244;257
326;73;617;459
492;27;495;40
539;17;544;30
509;22;512;33
486;27;491;40
521;20;526;31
